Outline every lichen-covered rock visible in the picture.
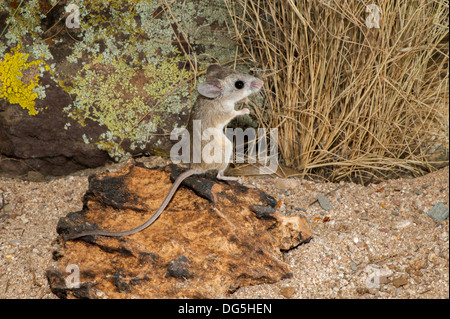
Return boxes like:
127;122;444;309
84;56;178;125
0;0;238;175
48;163;312;298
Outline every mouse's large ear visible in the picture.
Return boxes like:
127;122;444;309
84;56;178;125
206;64;222;76
198;80;222;98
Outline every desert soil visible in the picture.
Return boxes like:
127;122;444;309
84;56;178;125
0;156;448;299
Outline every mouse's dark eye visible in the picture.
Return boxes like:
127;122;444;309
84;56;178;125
235;80;244;89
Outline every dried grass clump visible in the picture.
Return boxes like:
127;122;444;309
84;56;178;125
225;0;449;183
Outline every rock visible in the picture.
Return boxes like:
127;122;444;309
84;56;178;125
273;179;298;190
280;286;296;298
317;194;334;211
364;264;392;288
167;255;193;280
428;203;449;221
269;212;312;250
393;219;412;229
26;171;46;182
48;163;312;298
356;287;370;295
2;203;14;214
392;274;409;288
0;1;238;176
409;258;427;271
0;79;110;176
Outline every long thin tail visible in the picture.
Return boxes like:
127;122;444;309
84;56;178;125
65;169;198;240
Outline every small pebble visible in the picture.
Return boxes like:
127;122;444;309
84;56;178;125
428;203;449;221
392;274;409;288
26;171;46;182
3;203;14;214
280;286;296;298
317;194;334;211
394;219;412;229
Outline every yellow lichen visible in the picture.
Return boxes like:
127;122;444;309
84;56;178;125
0;44;49;115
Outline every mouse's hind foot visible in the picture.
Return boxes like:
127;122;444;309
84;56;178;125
216;170;241;183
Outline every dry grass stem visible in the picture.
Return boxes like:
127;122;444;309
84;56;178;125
225;0;449;183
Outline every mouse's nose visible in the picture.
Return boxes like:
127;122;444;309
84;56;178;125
251;79;264;90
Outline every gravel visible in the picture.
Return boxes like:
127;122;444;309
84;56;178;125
0;158;448;299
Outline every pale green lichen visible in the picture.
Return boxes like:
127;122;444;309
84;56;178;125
1;0;238;160
82;134;90;144
1;1;42;47
67;48;191;157
142;52;191;114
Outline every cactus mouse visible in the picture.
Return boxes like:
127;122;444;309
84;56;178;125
66;64;264;240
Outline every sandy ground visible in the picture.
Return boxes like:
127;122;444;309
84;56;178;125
0;157;448;299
